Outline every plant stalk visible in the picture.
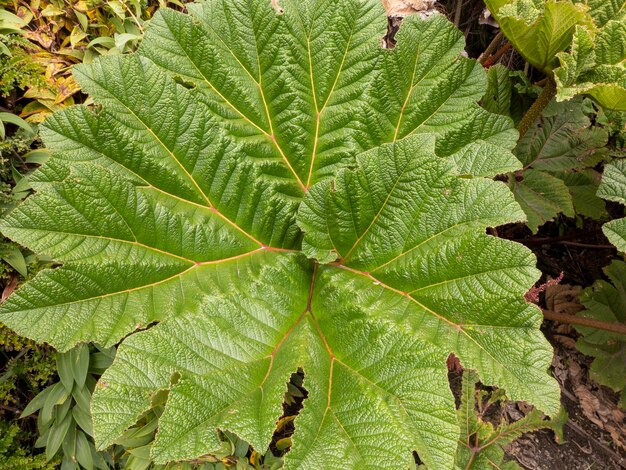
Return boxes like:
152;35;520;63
478;31;503;64
483;43;512;68
542;309;626;335
518;77;557;137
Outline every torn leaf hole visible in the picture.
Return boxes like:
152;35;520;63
269;368;308;457
173;75;197;90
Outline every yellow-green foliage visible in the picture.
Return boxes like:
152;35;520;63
0;324;56;406
0;421;57;469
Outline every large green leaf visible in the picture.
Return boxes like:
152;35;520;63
0;1;559;467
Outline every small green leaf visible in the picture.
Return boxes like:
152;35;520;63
114;417;158;448
72;344;90;389
515;99;608;172
46;412;73;461
60;456;79;470
509;169;575;232
21;385;54;418
481;65;513;117
0;112;36;137
62;422;77;460
55;395;73;423
72;383;92;415
75;431;94;469
553;169;606;219
72;405;94;437
41;382;71;427
275;438;292;452
24;149;52;165
57;351;76;392
1;246;28;277
88;351;115;374
0;41;11;57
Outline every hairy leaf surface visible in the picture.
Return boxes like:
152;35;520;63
0;0;560;467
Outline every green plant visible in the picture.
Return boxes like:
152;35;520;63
0;420;56;469
0;323;56;469
0;324;56;405
576;260;626;409
569;162;626;408
0;34;45;97
483;0;591;73
484;0;626;112
508;97;609;231
0;0;187;125
597;159;626;251
454;370;567;469
554;1;626;111
21;344;115;469
0;111;51;279
0;1;562;467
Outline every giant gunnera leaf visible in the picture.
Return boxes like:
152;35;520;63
0;0;560;467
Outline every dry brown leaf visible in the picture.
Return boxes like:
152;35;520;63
575;384;626;452
271;0;284;13
2;277;18;301
545;283;583;316
479;8;499;27
552;333;577;348
576;386;607;428
381;0;437;17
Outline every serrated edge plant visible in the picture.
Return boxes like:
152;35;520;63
454;370;567;469
483;0;626;118
0;0;562;467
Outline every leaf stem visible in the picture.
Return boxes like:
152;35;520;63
542;309;626;335
517;77;557;138
482;43;511;68
454;0;464;27
478;31;503;64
